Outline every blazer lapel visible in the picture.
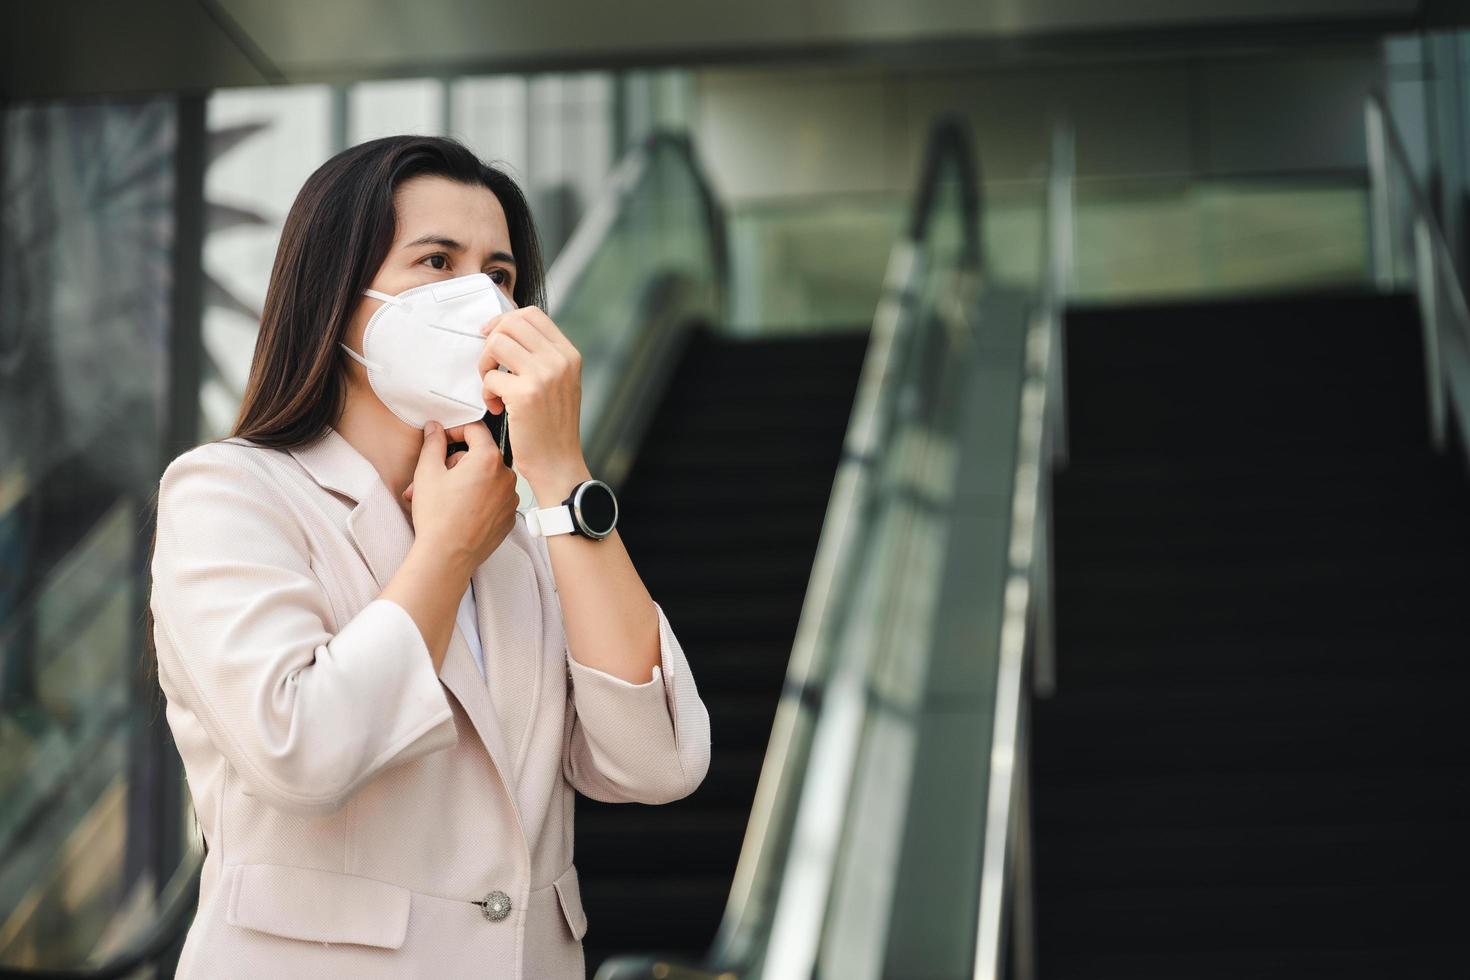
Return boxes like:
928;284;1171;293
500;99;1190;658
437;617;517;794
284;425;522;809
469;538;543;786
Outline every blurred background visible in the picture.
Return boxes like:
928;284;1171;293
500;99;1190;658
3;2;1470;978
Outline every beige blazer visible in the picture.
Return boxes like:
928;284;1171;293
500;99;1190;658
149;424;711;979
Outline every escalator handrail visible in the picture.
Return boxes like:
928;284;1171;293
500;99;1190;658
907;112;984;269
545;128;729;326
659;115;984;978
1365;87;1470;463
1365;88;1470;337
541;126;728;488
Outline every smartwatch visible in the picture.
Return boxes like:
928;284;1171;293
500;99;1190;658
525;479;619;540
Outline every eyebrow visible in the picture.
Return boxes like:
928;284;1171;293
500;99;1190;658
403;233;515;265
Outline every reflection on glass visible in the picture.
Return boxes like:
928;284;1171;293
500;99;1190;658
727;194;905;333
550;134;723;444
0;97;185;971
979;175;1368;300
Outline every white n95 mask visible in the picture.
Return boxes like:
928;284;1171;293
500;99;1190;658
339;271;515;430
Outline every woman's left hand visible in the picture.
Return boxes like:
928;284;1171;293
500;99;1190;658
477;305;589;491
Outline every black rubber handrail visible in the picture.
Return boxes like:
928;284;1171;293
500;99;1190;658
543;125;729;488
649;129;731;308
547;127;730;327
907;112;983;270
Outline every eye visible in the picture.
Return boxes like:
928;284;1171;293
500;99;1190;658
489;268;513;287
421;253;450;271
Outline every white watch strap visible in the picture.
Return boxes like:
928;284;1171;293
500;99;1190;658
526;504;575;537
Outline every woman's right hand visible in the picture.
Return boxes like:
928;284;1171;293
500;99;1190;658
405;419;519;575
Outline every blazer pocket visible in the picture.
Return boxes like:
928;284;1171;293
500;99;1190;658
226;863;411;950
551;863;588;942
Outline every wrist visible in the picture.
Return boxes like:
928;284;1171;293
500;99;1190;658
407;534;478;583
528;458;593;504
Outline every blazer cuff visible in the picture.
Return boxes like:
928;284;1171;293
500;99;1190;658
564;599;711;799
564;599;679;718
353;597;459;758
262;596;459;811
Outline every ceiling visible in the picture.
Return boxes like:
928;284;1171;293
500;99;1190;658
2;0;1433;101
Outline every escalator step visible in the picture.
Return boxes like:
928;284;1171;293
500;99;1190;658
1033;292;1470;978
573;810;750;875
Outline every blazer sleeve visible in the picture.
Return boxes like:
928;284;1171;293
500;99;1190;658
150;443;458;817
522;517;711;804
563;599;712;804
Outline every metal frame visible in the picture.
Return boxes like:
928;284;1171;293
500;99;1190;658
1032;121;1074;701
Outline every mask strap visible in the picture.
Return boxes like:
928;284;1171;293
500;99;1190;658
363;288;405;306
339;341;382;373
347;289;397;371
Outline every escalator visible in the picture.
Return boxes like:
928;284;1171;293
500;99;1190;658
576;326;870;969
544;124;989;976
588;118;1018;980
1027;92;1470;980
1033;292;1470;977
550;90;1470;980
585;90;1470;980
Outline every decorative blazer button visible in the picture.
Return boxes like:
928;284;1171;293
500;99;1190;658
477;889;512;922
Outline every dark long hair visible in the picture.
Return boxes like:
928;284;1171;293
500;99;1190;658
142;135;544;739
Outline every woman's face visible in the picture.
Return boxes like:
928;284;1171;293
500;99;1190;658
342;174;517;388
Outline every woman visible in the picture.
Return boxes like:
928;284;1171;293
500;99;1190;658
147;135;711;978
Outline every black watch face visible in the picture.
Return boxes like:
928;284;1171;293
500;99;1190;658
575;481;618;536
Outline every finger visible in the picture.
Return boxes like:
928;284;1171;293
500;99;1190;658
416;420;448;478
492;310;556;354
518;305;576;351
482;368;526;413
476;333;511;413
478;308;513;338
477;334;500;378
446;449;468;469
523;308;579;362
460;419;497;460
403;481;414;502
484;324;535;374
